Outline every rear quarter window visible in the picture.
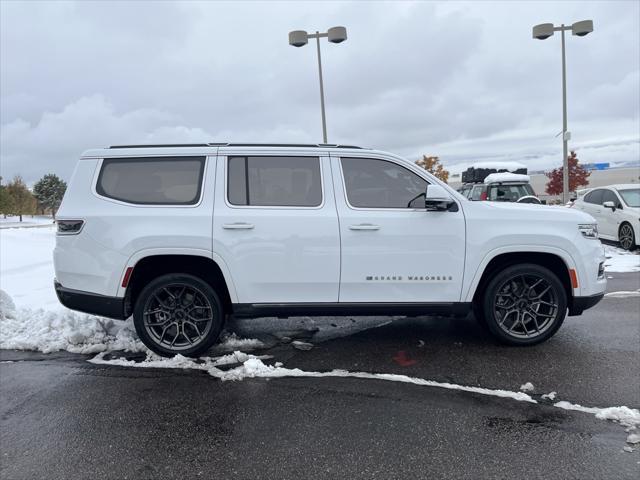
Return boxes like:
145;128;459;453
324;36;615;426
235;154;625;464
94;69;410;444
96;156;206;205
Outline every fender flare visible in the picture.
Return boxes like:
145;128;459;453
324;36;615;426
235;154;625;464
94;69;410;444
462;245;580;302
116;248;239;303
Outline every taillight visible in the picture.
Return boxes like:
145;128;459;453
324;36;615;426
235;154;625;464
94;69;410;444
480;191;488;201
56;219;84;235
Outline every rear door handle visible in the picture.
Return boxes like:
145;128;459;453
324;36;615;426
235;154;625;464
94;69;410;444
223;223;255;230
349;224;380;231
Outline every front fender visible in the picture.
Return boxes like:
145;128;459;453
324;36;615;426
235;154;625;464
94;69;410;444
462;245;580;302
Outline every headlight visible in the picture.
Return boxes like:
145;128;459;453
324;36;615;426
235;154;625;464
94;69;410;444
578;224;598;239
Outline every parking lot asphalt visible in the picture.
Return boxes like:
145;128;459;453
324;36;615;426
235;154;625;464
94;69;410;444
1;273;639;479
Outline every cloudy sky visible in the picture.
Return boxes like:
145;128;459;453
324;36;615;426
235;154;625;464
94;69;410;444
1;0;638;183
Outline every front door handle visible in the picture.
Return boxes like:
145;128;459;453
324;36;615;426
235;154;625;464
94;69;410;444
349;223;380;231
223;223;255;230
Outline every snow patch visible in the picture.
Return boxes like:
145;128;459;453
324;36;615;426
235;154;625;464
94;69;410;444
541;391;557;400
88;350;271;370
603;245;640;273
292;340;314;351
554;401;640;429
605;290;640;298
484;173;530;184
92;354;537;403
89;354;640;438
520;382;535;392
0;298;144;354
218;333;264;350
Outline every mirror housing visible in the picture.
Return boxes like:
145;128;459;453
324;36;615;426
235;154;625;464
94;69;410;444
425;184;455;211
603;201;616;211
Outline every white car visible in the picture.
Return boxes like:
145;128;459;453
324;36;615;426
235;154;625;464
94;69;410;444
572;184;640;250
54;143;606;356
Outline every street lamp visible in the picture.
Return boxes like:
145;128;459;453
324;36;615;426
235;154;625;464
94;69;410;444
289;26;347;143
533;20;593;203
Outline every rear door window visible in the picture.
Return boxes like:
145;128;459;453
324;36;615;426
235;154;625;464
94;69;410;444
584;189;604;205
227;156;322;207
97;156;205;205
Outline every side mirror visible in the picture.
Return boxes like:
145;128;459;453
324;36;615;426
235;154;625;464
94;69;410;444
603;201;616;211
425;184;455;211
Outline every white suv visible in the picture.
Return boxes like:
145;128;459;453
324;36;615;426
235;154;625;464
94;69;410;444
54;143;606;356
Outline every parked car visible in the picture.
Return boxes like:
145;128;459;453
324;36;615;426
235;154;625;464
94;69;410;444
54;143;605;356
458;173;542;204
572;184;640;250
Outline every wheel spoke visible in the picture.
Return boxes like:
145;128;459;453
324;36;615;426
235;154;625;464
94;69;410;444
533;285;551;300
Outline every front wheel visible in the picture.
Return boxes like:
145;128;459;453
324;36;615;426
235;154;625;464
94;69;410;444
479;264;567;346
133;274;224;357
619;223;636;251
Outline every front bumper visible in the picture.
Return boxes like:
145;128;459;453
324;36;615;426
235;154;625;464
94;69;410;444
54;280;126;320
568;292;604;316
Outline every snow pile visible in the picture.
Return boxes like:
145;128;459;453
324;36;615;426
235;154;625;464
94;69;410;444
89;350;271;370
603;245;640;273
0;297;144;354
217;332;264;350
554;401;640;429
484;173;530;184
519;382;535;392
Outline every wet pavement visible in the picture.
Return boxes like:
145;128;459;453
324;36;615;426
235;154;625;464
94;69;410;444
1;273;639;479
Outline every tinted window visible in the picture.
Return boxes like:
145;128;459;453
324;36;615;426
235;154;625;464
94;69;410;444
487;184;534;202
228;156;322;207
584;189;604;204
341;157;428;208
470;185;484;201
97;157;205;205
601;190;620;207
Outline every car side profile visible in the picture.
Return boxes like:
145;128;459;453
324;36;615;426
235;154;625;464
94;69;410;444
571;184;640;250
54;144;606;356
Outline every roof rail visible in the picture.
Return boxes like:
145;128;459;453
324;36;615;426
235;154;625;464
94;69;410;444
224;143;363;149
109;144;210;149
109;143;364;149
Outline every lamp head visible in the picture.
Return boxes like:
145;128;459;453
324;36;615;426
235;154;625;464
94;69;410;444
289;30;308;47
532;23;554;40
572;20;593;37
327;26;347;43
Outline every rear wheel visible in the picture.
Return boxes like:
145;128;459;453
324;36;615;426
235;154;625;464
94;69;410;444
619;223;636;251
479;264;567;346
133;273;224;357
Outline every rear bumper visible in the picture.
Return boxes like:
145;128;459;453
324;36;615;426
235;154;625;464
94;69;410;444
568;293;604;316
54;280;126;320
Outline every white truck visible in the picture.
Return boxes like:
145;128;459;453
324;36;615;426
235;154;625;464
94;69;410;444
54;143;606;356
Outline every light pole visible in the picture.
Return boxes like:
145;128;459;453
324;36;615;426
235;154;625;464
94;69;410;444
289;26;347;144
533;20;593;203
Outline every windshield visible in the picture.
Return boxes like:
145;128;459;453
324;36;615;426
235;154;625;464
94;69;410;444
618;188;640;207
487;184;534;202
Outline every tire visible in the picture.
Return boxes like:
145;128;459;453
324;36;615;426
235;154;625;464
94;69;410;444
133;273;224;357
618;223;636;251
479;264;567;346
